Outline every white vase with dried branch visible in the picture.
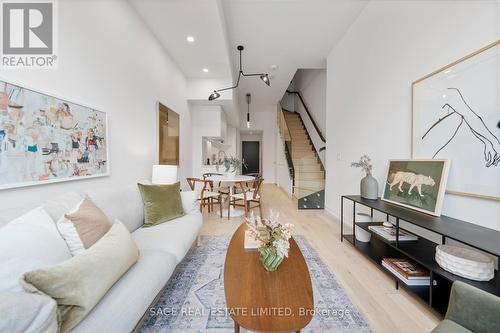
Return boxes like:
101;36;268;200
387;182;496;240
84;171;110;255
351;155;379;200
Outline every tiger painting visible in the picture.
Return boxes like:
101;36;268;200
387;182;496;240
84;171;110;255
387;171;436;197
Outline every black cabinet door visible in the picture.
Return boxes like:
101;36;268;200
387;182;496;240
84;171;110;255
242;141;260;174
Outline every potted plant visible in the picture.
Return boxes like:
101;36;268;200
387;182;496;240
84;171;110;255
216;155;242;178
351;155;378;200
246;211;294;272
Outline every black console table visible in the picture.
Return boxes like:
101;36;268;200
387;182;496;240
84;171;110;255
341;195;500;315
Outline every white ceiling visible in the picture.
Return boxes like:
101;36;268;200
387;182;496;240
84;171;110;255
129;0;231;78
129;0;369;112
222;0;369;111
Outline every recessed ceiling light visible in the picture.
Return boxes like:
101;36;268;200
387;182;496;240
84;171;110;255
186;36;195;43
203;68;209;73
270;65;278;70
444;69;451;74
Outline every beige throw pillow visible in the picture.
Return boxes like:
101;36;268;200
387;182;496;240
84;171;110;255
20;223;139;333
64;197;111;249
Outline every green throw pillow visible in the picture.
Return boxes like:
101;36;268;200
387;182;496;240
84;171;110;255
137;182;184;227
20;223;139;333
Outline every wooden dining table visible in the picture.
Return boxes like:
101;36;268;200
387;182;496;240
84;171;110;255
224;223;314;333
206;174;255;218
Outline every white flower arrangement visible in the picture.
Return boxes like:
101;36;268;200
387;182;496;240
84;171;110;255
246;211;294;259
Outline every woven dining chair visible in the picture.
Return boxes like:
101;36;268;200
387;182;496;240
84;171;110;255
202;173;230;195
186;177;223;217
227;175;263;219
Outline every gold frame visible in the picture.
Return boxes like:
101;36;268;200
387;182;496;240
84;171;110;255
411;40;500;201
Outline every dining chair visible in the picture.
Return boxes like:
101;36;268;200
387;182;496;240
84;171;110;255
227;175;264;219
202;173;230;195
241;173;261;189
186;177;223;217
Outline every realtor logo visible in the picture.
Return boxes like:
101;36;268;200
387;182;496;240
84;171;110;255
1;1;57;68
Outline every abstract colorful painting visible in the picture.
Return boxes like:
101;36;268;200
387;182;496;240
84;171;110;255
0;80;108;189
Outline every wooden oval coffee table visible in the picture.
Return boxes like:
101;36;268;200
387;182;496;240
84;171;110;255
224;223;314;333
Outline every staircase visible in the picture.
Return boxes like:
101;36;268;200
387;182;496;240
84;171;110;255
283;111;325;199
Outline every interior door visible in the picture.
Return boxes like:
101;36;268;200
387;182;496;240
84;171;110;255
242;141;260;174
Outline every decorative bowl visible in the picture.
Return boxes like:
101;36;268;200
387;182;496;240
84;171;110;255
435;245;494;281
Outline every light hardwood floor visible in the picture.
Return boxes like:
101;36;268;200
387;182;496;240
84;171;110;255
200;184;441;333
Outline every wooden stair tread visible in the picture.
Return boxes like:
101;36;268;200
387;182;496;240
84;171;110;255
283;110;325;201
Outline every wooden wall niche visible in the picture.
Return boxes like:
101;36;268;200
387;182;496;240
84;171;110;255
158;102;179;165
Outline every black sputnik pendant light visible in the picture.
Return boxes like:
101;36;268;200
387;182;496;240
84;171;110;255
246;93;251;128
208;45;270;101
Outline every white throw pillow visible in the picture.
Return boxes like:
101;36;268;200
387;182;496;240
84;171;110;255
0;292;57;333
56;199;85;256
180;190;200;215
0;207;71;292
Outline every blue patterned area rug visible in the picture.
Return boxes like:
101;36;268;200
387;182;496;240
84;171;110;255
138;235;373;333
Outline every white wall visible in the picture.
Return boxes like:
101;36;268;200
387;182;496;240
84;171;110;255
240;108;277;183
293;69;327;165
280;81;295;111
240;133;263;141
293;69;327;135
224;126;238;157
191;105;224;177
192;105;240;178
0;0;192;209
186;78;240;127
187;78;234;101
325;0;500;230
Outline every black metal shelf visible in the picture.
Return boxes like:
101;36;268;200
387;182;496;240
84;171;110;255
343;235;430;304
354;222;500;296
343;195;500;257
341;195;500;315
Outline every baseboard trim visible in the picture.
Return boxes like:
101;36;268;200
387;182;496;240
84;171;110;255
275;184;293;198
324;206;338;219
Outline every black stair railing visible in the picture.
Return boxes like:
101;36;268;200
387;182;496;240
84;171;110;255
281;96;325;171
277;106;296;188
284;140;295;187
286;90;326;147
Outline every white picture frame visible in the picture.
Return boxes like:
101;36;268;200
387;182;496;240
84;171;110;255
0;79;109;190
382;159;450;216
412;41;500;201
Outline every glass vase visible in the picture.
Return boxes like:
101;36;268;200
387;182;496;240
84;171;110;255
259;245;284;272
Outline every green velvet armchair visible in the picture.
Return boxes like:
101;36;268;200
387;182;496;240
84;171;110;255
432;281;500;333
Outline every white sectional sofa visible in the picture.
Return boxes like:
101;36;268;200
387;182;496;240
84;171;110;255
0;184;203;333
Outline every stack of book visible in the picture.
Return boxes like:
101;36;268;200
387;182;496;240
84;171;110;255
382;258;431;286
368;225;418;241
244;230;261;250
